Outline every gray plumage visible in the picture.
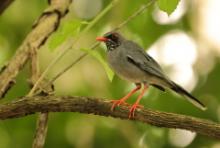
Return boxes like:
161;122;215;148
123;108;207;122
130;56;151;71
99;32;206;111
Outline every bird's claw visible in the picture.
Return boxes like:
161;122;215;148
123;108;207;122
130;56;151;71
110;100;130;111
128;103;143;119
111;100;144;119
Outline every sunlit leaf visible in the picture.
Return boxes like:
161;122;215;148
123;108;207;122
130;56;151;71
157;0;180;15
81;48;114;81
48;19;82;51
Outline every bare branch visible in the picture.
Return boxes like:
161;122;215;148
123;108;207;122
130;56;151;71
37;42;99;93
32;113;49;148
0;0;72;98
30;48;40;85
0;95;219;139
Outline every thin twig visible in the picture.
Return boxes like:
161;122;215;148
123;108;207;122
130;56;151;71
32;113;49;148
0;95;219;139
30;48;40;85
35;42;99;93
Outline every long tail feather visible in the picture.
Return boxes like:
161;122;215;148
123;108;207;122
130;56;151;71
169;81;206;111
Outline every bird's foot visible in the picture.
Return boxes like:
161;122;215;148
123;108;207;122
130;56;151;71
128;103;144;119
110;99;130;111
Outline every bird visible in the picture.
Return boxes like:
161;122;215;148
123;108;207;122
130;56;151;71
96;31;206;118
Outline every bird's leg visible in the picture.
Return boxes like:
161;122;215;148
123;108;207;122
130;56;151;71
111;84;141;111
129;84;148;118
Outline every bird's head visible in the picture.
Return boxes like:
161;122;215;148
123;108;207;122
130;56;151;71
96;32;124;51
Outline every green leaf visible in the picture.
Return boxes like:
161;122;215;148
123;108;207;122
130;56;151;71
157;0;180;15
81;48;114;81
48;19;82;51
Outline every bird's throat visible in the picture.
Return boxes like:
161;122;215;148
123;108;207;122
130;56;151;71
106;41;120;51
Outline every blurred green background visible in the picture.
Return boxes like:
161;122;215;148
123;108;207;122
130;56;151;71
1;0;220;147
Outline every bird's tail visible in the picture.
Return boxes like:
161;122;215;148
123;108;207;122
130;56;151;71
168;80;206;111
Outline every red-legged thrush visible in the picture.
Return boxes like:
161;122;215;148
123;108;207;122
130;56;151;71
96;32;206;118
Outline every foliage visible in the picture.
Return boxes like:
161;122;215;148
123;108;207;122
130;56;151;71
157;0;180;15
81;48;114;81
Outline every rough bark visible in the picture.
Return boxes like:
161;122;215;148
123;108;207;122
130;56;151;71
0;95;219;139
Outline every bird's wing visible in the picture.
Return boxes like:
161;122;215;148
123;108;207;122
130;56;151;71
123;41;206;110
124;40;167;81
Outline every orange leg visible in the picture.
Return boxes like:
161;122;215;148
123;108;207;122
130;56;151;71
111;84;141;111
129;84;148;119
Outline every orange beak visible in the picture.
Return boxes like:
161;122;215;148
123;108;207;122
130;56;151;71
96;37;108;42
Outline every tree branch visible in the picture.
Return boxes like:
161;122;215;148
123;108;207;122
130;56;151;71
32;113;49;148
0;0;72;98
0;95;220;139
